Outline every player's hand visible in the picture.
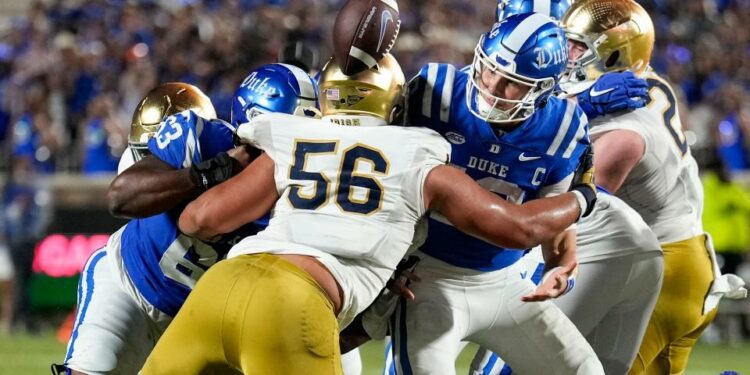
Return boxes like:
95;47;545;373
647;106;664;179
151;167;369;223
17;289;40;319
569;146;597;218
521;261;578;302
576;71;648;119
385;256;421;300
226;144;259;169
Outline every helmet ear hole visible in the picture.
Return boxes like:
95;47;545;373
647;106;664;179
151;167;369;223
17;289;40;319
604;50;620;68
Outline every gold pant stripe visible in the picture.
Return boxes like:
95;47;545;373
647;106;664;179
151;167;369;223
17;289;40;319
142;253;343;375
629;234;717;375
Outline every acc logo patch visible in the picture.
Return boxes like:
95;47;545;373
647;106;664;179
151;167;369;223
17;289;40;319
445;131;465;145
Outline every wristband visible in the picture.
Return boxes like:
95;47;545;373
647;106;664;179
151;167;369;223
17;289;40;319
570;185;597;219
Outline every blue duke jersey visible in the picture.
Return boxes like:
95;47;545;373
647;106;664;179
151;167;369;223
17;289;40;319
119;110;257;317
407;63;589;271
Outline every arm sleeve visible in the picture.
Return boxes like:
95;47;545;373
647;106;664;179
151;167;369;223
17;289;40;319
402;131;452;218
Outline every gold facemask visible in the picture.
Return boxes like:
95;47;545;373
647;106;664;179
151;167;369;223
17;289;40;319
318;53;405;124
129;82;216;157
561;0;654;81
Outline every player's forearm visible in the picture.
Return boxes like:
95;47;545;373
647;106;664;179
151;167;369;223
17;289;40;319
108;167;200;218
502;193;579;248
179;154;279;242
541;230;577;270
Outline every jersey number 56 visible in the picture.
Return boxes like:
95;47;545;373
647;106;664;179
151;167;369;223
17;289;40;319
287;140;388;215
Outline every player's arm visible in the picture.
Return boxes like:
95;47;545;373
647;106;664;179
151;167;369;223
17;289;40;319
178;153;278;242
108;146;254;218
108;155;201;218
537;175;578;272
424;166;591;250
592;129;644;193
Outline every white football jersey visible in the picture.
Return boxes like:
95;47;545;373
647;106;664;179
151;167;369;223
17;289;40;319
229;113;451;327
589;72;703;244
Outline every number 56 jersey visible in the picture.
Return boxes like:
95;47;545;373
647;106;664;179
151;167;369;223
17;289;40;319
230;113;451;327
588;72;703;244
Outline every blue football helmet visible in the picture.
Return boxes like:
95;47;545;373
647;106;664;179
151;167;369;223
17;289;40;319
497;0;572;22
467;13;568;123
231;63;320;127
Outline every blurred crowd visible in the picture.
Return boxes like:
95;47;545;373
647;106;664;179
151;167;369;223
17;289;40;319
0;0;749;337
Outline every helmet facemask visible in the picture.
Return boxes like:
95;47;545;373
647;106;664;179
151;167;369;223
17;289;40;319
560;0;655;89
467;39;556;124
129;82;216;160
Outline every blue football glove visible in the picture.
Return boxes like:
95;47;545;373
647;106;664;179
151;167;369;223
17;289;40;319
576;71;649;119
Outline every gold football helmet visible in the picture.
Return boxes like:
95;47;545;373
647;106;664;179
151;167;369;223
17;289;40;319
561;0;654;82
129;82;216;160
318;53;405;124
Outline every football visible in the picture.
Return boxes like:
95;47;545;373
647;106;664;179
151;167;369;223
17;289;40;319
333;0;401;75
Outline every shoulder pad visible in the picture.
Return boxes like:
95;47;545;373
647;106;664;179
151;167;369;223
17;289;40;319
406;63;464;126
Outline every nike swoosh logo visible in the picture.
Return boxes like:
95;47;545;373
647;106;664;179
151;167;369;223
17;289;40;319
590;87;615;97
520;271;527;279
377;10;394;52
519;153;541;162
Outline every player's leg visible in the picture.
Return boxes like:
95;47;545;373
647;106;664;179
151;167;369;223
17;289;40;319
630;235;716;375
467;250;546;375
571;252;663;374
342;348;363;375
470;272;604;375
233;254;342;374
62;248;158;375
390;255;469;375
142;253;342;375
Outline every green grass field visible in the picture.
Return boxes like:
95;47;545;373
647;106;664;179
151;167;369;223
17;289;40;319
1;331;748;374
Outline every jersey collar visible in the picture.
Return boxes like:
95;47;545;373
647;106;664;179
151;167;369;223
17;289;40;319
322;115;387;127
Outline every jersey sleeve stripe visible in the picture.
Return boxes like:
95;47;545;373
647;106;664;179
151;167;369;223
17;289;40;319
195;116;204;137
439;65;456;122
422;63;439;119
533;0;552;17
505;13;553;52
183;128;197;168
562;118;586;158
546;100;575;156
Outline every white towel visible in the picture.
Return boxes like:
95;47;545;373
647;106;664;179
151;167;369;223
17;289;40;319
703;233;748;315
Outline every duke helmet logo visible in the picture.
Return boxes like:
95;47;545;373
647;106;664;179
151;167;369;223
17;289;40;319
445;131;466;145
489;22;503;39
533;47;566;70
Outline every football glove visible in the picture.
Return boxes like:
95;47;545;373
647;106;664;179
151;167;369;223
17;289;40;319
189;152;239;192
569;146;597;219
577;71;648;119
